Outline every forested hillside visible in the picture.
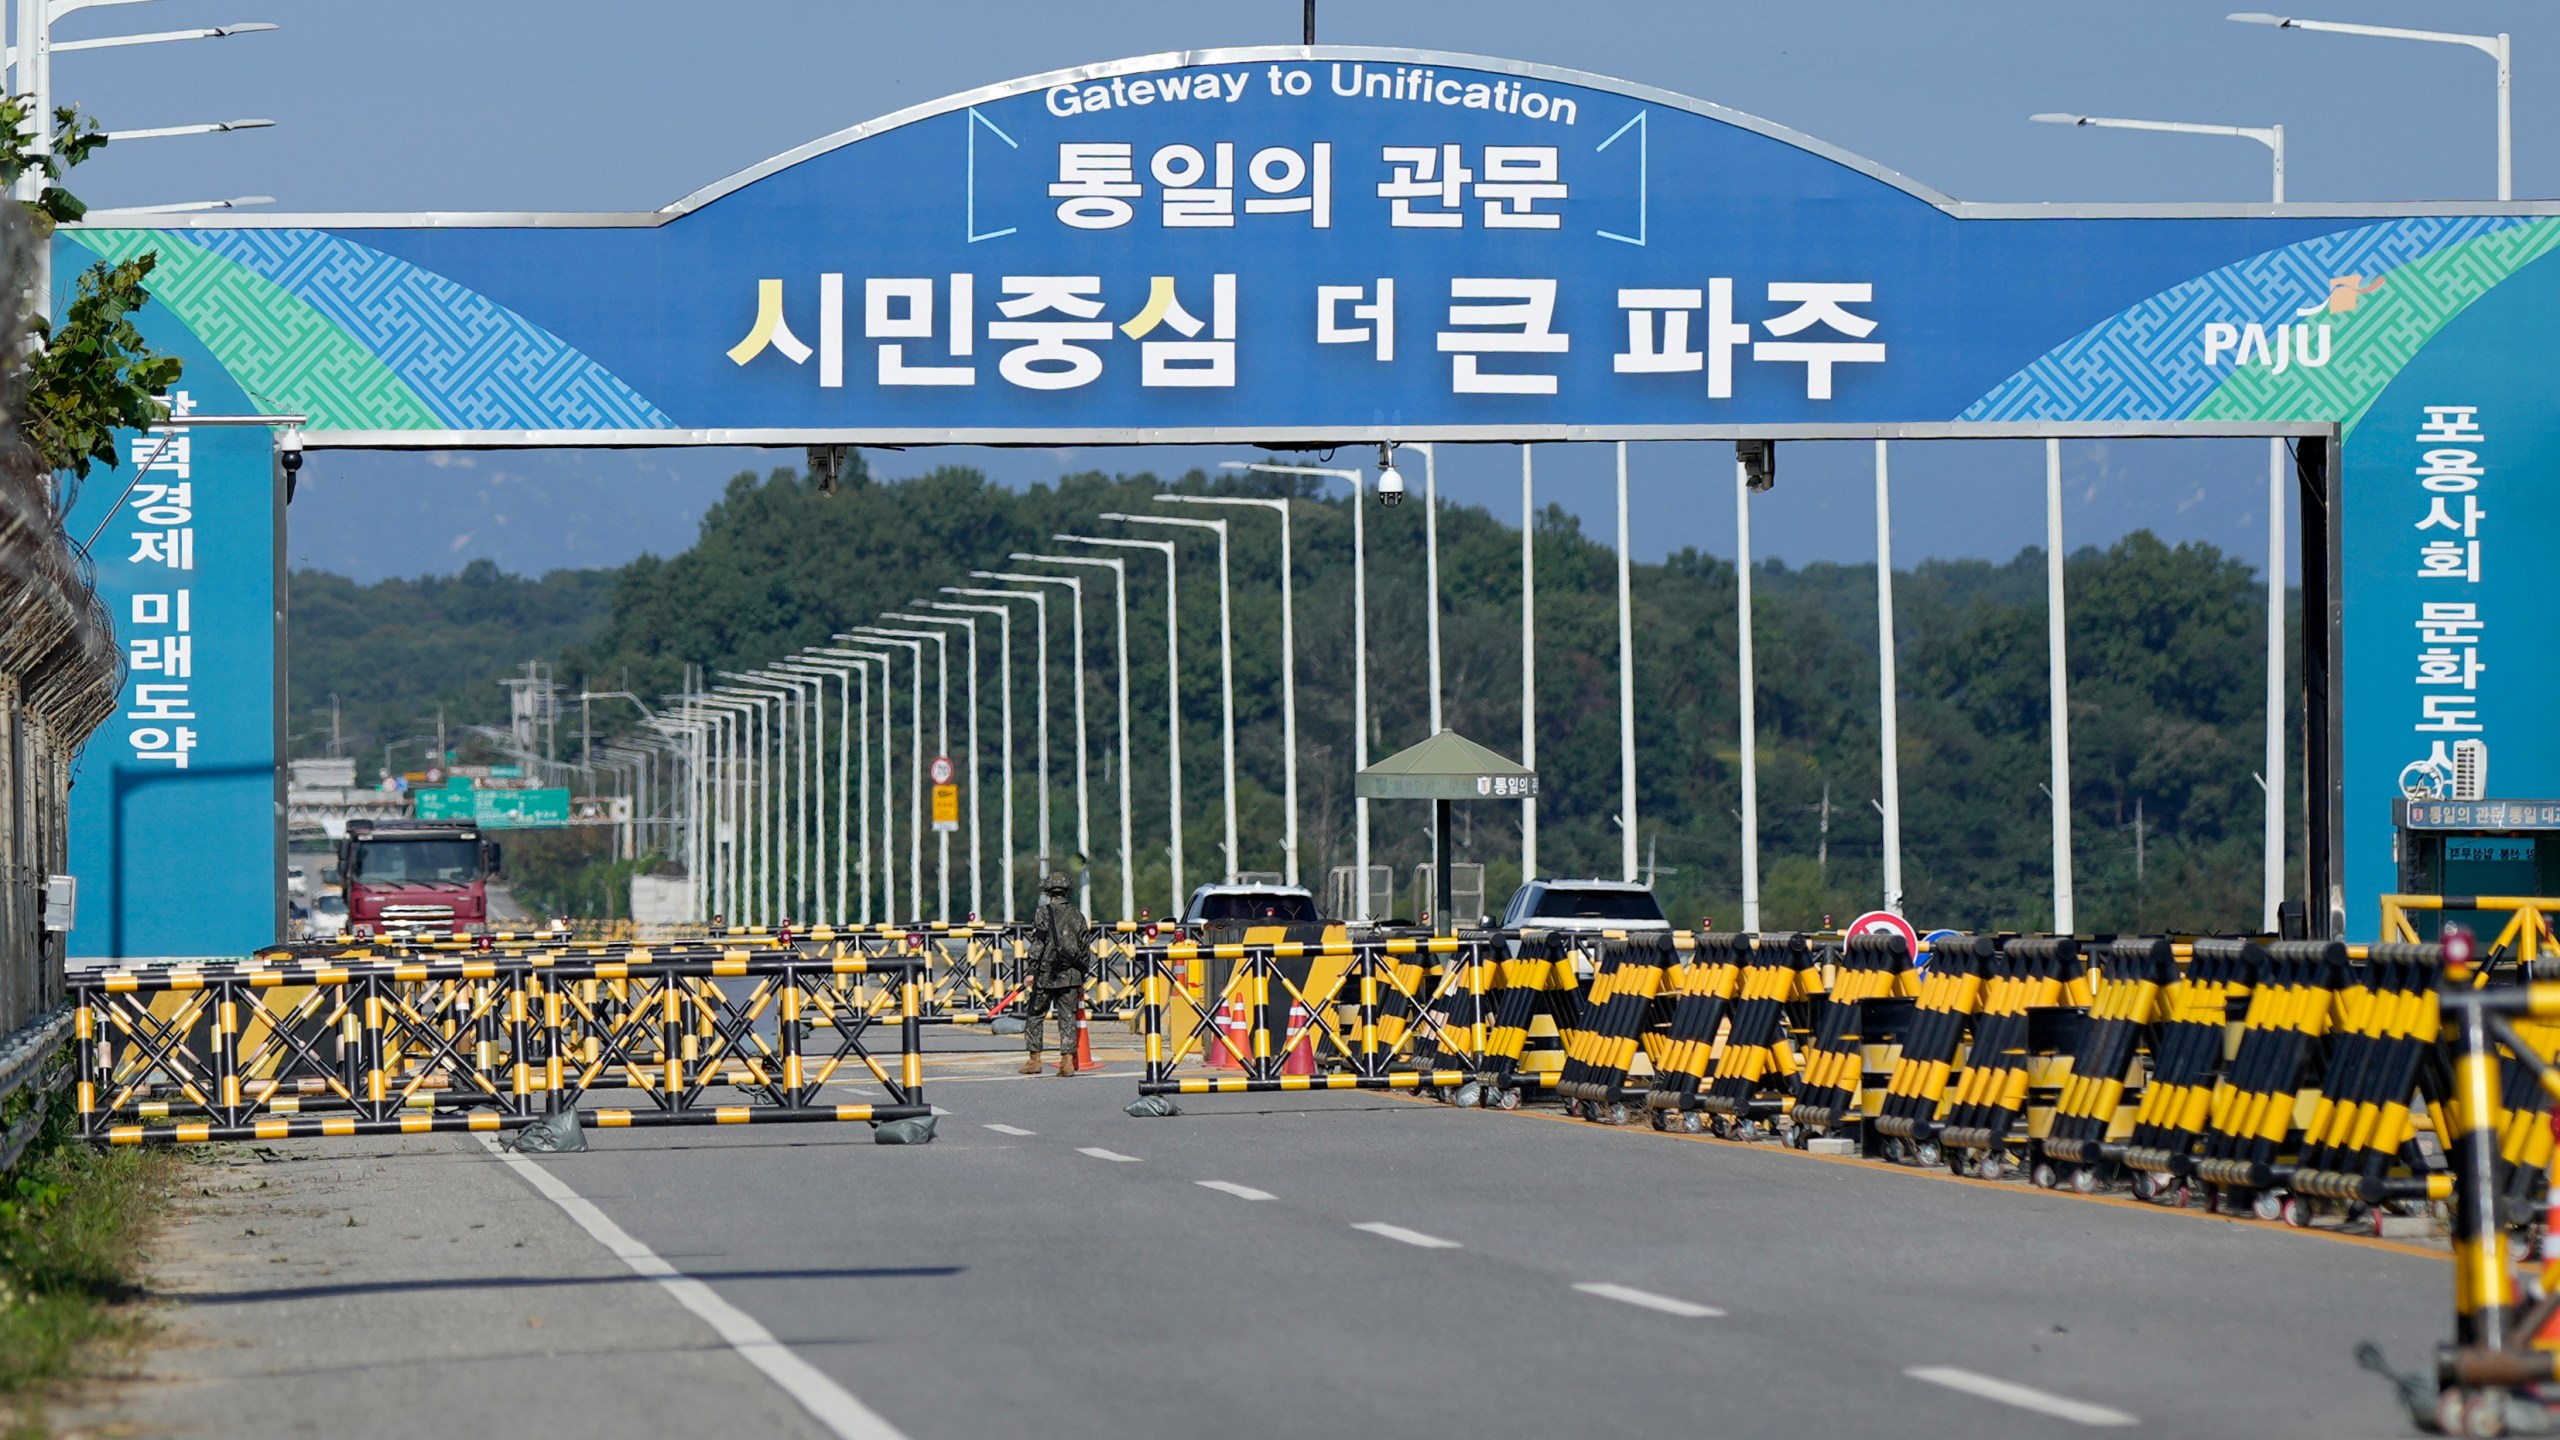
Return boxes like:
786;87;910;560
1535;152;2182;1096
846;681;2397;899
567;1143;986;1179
293;456;2298;934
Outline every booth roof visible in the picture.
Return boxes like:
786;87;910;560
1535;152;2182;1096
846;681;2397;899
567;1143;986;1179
1355;730;1539;801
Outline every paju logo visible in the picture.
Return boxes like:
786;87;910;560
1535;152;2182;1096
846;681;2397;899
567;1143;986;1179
2199;273;2384;374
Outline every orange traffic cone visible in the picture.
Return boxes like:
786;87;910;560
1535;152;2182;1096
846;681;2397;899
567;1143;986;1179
1281;1001;1316;1077
1209;995;1246;1070
1075;1007;1095;1071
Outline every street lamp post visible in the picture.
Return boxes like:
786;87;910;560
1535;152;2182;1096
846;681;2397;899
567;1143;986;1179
1413;443;1445;733
860;624;950;923
843;632;928;923
2029;111;2284;200
2032;104;2290;931
721;675;805;921
1226;461;1369;918
890;611;983;922
709;689;775;925
1521;445;1537;884
2229;12;2511;200
1163;491;1298;885
1617;443;1639;886
963;579;1056;895
758;668;827;920
931;600;1017;922
1063;534;1183;915
817;648;900;922
777;657;862;923
977;573;1091;916
1107;513;1238;883
1018;552;1133;923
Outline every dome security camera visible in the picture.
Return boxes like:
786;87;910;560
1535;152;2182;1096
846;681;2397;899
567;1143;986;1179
1376;443;1404;507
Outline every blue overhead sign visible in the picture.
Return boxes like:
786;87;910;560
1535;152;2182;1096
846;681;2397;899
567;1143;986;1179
53;46;2560;943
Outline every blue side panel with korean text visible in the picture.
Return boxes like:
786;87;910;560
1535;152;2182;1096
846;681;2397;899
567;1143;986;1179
63;275;279;960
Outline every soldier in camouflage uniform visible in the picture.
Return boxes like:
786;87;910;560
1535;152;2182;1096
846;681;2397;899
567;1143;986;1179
1018;872;1090;1077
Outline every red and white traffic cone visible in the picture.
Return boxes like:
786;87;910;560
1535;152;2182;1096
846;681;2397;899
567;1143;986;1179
1075;1007;1095;1072
1209;995;1246;1070
1282;1001;1316;1077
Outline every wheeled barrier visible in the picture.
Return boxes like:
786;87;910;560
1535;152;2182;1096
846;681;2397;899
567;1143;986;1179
71;943;931;1144
1130;934;1502;1098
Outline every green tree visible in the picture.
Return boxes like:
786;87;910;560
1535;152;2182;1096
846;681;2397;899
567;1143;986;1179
0;94;182;479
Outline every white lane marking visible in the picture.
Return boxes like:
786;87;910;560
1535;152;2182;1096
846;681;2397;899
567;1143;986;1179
1903;1367;2138;1428
1572;1281;1723;1317
1078;1147;1143;1163
1196;1180;1276;1201
1353;1221;1461;1249
478;1136;909;1440
983;1123;1037;1137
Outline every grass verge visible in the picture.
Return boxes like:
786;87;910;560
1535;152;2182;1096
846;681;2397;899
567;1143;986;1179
0;1090;178;1437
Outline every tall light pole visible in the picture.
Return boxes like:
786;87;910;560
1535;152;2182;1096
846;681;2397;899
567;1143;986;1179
818;647;899;922
2047;439;2076;935
901;604;977;917
1413;443;1445;733
10;1;281;307
778;656;862;923
2229;12;2510;200
1616;443;1639;886
932;599;1017;922
1109;513;1238;882
890;611;982;922
980;572;1091;915
965;579;1056;894
712;687;776;925
751;668;824;920
722;674;805;921
844;631;928;923
1732;454;1759;930
1228;460;1368;917
686;698;749;924
1164;492;1298;885
863;624;950;922
2029;112;2284;200
1521;445;1537;884
2033;103;2290;931
1064;534;1184;914
1024;548;1136;917
1034;543;1146;912
1875;443;1905;916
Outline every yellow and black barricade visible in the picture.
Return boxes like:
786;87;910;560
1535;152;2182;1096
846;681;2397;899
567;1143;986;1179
1790;932;1915;1149
2034;936;2169;1191
2119;937;2258;1203
1875;932;1987;1162
1554;931;1682;1123
1133;935;1495;1099
1695;931;1815;1139
71;946;931;1144
1937;935;2082;1180
1641;930;1749;1129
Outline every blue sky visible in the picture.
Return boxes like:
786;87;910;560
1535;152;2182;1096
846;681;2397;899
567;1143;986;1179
50;0;2550;582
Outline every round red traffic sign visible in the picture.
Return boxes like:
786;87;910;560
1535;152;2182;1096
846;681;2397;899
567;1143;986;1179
929;755;955;785
1847;909;1920;959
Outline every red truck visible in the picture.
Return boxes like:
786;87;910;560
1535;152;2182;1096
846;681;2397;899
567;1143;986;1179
338;819;502;939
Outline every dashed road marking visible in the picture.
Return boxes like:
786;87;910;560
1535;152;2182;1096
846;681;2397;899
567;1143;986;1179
1196;1180;1275;1201
983;1124;1037;1136
1352;1221;1461;1249
1903;1367;2137;1428
1078;1147;1143;1163
1572;1281;1723;1317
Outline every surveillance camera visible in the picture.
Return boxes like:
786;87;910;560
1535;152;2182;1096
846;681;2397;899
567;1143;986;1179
1377;464;1405;507
278;429;303;475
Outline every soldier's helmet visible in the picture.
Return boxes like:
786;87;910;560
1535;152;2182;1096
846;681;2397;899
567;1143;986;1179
1042;872;1071;896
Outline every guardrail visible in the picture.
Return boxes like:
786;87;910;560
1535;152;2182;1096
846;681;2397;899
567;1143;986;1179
70;944;931;1144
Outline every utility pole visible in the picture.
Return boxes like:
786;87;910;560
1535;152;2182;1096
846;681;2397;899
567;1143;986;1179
329;693;341;758
1810;783;1832;893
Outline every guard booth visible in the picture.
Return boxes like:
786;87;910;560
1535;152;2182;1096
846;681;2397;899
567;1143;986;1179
2392;798;2560;948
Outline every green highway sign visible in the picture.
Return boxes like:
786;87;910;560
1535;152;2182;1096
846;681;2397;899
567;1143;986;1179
412;786;570;829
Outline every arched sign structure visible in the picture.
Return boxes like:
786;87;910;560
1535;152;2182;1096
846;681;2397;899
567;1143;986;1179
61;46;2560;954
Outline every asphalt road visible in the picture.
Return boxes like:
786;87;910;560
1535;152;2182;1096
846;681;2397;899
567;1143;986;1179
462;1038;2447;1440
